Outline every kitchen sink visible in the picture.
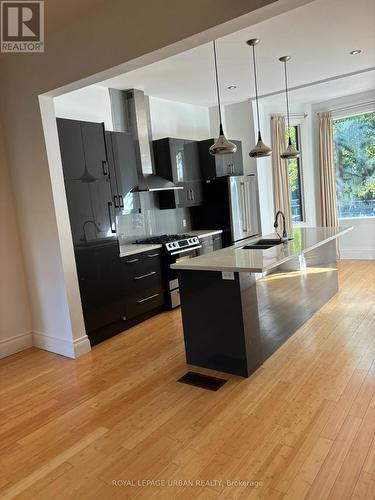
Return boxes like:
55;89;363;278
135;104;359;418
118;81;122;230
242;238;285;250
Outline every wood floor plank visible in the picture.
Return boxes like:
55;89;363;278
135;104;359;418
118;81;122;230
0;260;374;499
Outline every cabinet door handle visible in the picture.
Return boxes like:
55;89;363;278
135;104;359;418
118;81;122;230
113;195;119;208
191;189;194;201
107;202;116;233
134;271;156;280
119;195;124;208
137;293;159;304
102;160;109;176
126;258;139;263
147;253;159;258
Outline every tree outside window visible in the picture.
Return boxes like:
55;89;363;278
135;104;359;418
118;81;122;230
285;125;304;222
333;112;375;218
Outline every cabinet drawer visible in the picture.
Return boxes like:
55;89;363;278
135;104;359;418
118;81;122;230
128;269;163;293
122;250;162;278
126;287;165;319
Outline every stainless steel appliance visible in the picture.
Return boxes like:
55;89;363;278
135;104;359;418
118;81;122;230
228;175;259;243
135;234;201;308
191;174;260;247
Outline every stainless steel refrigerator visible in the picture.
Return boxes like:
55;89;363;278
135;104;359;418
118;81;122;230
191;174;260;247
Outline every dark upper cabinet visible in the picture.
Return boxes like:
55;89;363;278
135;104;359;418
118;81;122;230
153;137;203;209
57;118;116;244
57;118;109;181
198;139;243;180
105;131;141;215
56;119;86;180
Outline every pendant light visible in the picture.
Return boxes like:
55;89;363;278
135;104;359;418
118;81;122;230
209;40;237;156
247;39;272;158
279;55;300;159
75;125;97;182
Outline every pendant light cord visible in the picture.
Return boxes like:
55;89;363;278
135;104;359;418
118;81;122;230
212;40;223;132
283;60;292;144
251;44;261;135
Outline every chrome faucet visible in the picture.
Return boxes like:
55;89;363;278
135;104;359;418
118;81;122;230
82;220;101;242
273;211;288;242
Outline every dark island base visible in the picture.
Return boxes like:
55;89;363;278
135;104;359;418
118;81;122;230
177;240;338;377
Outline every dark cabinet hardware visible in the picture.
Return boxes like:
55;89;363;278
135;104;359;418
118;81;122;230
113;195;119;208
137;293;159;304
107;202;116;233
119;195;124;208
147;253;160;258
134;271;156;280
125;258;139;264
102;160;109;176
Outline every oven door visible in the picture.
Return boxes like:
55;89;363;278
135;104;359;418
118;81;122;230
167;246;201;307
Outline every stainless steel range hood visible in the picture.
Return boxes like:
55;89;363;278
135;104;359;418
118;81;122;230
110;88;182;193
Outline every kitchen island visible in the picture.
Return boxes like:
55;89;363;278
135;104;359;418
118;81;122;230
172;227;352;377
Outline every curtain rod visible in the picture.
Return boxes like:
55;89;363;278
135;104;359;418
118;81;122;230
273;113;308;118
319;100;375;114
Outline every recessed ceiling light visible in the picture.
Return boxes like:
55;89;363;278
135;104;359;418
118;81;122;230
350;49;362;55
227;85;237;90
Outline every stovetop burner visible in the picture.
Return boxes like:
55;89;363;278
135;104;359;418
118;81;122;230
135;234;192;244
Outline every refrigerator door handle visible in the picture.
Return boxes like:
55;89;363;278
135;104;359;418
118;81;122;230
240;182;248;232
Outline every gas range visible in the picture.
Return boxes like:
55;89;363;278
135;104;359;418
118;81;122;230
135;234;200;254
134;234;201;309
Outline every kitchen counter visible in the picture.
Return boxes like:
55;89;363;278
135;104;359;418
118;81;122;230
119;243;162;258
172;226;352;273
174;226;352;378
185;229;223;239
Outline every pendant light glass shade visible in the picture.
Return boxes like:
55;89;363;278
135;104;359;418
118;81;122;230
279;55;300;160
209;40;237;156
247;39;272;158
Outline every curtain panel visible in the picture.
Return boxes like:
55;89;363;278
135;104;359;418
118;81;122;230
271;115;292;231
318;112;338;227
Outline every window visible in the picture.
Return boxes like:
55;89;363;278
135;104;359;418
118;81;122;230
286;125;304;222
333;112;375;218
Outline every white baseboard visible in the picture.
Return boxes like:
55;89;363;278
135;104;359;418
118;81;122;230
0;332;33;359
32;332;91;359
339;249;375;260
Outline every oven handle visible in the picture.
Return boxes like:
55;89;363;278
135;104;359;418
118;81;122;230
170;245;202;256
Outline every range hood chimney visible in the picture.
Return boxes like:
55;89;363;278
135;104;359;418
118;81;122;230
110;88;182;193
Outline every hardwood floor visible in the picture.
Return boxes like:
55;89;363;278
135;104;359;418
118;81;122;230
1;260;375;499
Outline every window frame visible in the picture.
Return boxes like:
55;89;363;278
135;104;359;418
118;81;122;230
333;110;375;220
287;123;306;224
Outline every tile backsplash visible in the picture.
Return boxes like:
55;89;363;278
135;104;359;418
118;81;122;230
116;192;192;244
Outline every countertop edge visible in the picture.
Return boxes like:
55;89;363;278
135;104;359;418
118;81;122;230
171;226;353;272
119;244;162;258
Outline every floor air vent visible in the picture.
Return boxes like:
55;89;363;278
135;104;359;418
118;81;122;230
178;371;227;391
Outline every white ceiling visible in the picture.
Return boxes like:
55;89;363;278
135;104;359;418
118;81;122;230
99;0;375;107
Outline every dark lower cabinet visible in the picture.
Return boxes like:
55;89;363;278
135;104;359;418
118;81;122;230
75;243;165;345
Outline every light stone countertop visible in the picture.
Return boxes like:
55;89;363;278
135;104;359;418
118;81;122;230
171;226;353;273
119;243;162;258
185;229;223;239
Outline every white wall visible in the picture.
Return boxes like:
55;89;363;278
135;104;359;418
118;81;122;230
311;90;375;259
0;122;32;358
0;0;284;358
54;86;113;130
149;97;210;140
217;99;275;235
